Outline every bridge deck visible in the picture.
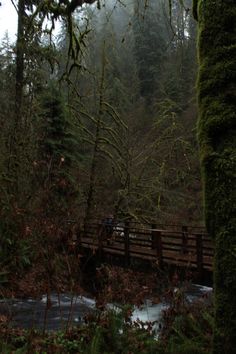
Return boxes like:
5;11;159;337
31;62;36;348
77;223;213;273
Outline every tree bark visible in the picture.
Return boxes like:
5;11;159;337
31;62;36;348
193;1;236;353
84;42;106;226
8;0;26;196
15;0;25;125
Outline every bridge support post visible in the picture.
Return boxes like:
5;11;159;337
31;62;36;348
98;223;103;261
182;226;188;254
77;223;81;249
153;230;163;268
196;234;203;280
124;222;130;267
151;224;157;249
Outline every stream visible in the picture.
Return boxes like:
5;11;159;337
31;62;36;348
0;284;212;332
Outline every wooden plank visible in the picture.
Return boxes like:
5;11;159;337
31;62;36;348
79;223;213;272
124;222;130;267
196;234;203;277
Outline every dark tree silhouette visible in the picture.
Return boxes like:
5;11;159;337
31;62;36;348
193;1;236;353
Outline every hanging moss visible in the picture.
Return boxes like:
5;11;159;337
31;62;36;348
194;1;236;353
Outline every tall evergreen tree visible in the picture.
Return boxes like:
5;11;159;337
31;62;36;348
38;84;80;221
132;0;165;104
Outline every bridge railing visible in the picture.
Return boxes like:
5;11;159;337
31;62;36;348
78;222;213;272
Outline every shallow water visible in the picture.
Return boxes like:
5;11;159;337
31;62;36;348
131;284;212;334
0;294;96;331
0;284;212;331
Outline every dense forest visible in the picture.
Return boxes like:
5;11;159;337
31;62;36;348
0;0;235;353
0;0;201;227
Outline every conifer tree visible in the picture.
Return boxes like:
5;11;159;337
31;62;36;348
38;84;80;221
132;0;165;104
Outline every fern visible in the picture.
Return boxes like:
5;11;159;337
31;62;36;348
88;327;103;354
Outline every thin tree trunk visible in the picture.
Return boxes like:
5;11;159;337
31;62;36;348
15;0;25;124
84;43;106;226
8;0;25;196
193;1;236;353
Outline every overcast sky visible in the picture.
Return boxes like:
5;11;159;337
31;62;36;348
0;0;65;44
0;0;18;42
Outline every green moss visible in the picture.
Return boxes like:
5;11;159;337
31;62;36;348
195;0;236;353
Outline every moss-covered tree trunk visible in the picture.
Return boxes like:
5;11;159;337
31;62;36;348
193;1;236;353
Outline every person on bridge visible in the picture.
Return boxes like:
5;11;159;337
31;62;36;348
103;214;115;244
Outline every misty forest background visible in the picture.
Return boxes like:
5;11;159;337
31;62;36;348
0;0;202;276
1;1;236;353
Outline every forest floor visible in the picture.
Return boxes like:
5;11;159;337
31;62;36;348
1;250;174;304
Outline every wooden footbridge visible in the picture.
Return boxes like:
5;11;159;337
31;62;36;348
73;221;213;277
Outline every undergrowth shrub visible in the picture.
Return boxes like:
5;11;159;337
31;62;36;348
0;290;213;354
0;307;161;354
160;287;213;354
